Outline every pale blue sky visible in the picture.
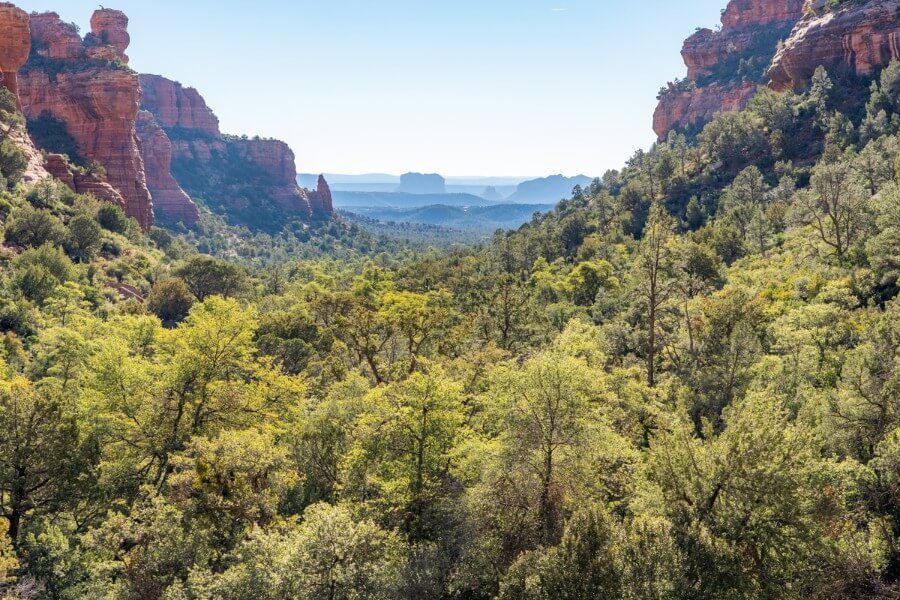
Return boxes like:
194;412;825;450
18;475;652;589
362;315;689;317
15;0;726;176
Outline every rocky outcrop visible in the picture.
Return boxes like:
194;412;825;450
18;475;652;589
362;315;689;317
309;174;333;214
135;111;199;225
28;12;80;60
720;0;807;30
19;10;153;229
88;9;130;60
139;74;332;229
139;74;219;137
43;153;127;208
170;135;315;217
654;0;805;139
654;82;758;139
769;0;900;91
0;3;29;101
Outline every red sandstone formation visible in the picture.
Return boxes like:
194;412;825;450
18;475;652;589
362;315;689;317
139;73;332;224
89;9;130;60
654;0;805;139
0;3;29;102
135;111;199;225
653;82;758;140
0;5;48;182
769;0;900;91
43;153;127;208
231;138;314;213
721;0;807;30
309;175;334;214
139;74;220;136
28;12;80;60
19;10;153;229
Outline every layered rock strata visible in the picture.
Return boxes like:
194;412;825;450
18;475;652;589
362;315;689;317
654;0;805;138
138;74;333;228
19;10;153;228
769;0;900;91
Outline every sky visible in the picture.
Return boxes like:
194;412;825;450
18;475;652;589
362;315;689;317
14;0;727;177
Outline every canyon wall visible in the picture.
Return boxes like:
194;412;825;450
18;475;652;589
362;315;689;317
0;3;49;183
19;10;154;229
653;0;805;139
139;73;219;137
0;3;29;102
769;0;900;91
135;111;199;225
138;74;332;230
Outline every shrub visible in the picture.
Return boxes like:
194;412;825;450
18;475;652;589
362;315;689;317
0;138;27;187
25;179;78;210
148;227;173;250
146;278;196;326
12;244;76;304
66;214;102;262
0;87;19;121
4;205;66;248
96;203;128;233
174;255;247;300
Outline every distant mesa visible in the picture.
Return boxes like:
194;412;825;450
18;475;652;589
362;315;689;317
397;172;446;194
482;186;503;201
507;174;592;204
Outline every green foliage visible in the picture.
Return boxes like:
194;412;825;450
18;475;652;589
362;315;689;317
0;137;26;189
65;213;102;262
96;202;129;233
3;205;66;248
146;278;196;326
12;244;76;304
174;255;247;300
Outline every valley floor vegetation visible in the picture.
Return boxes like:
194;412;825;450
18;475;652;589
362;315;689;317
0;59;897;599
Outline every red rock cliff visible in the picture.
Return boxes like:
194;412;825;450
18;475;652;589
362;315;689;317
0;3;29;102
769;0;900;91
19;10;153;229
654;0;805;139
654;82;758;140
139;74;219;137
135;111;199;225
139;74;332;228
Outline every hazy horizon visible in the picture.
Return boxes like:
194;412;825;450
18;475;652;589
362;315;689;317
15;0;727;176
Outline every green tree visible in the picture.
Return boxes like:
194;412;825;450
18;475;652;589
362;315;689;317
342;371;465;538
66;214;102;262
0;378;81;541
484;352;604;547
3;205;66;249
174;255;247;300
146;278;196;326
641;394;842;598
96;203;129;233
631;202;678;388
793;162;870;263
188;504;405;600
498;507;622;600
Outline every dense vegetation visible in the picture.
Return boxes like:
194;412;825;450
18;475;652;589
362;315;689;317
0;53;897;599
